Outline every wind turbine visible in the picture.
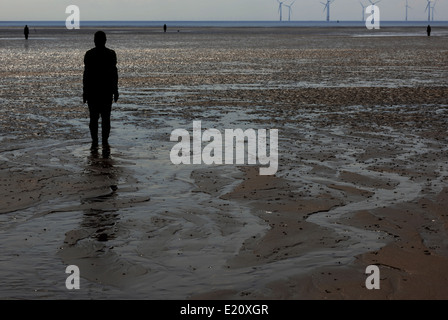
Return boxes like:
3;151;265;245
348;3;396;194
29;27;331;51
431;0;437;21
284;1;296;22
320;0;335;22
425;0;431;22
277;0;284;21
359;1;367;21
368;0;382;6
405;0;412;21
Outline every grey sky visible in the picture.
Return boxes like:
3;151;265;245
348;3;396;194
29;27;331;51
1;0;446;21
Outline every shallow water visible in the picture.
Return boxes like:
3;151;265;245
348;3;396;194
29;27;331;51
1;26;448;299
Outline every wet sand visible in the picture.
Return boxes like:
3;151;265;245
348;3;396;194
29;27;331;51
1;26;448;299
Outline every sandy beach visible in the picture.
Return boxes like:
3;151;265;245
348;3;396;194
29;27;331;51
0;25;448;299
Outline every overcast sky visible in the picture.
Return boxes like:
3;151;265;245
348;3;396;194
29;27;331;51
1;0;446;21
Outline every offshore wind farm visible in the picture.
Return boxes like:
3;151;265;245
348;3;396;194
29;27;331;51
1;0;447;23
271;0;445;22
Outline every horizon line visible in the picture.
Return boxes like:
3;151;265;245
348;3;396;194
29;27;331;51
1;19;448;22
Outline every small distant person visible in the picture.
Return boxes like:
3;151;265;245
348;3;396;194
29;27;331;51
83;31;119;150
164;24;167;33
24;25;29;40
427;25;431;37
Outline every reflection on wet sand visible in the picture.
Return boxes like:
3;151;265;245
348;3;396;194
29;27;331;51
58;146;149;289
81;147;119;243
62;146;120;246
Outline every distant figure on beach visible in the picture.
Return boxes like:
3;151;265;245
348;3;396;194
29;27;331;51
83;31;119;150
164;24;167;33
24;25;29;40
427;25;431;37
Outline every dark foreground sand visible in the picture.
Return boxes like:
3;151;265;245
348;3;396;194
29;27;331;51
0;26;448;299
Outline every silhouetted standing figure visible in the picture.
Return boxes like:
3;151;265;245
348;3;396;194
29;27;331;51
427;25;431;37
83;31;119;150
24;25;29;40
164;24;167;33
